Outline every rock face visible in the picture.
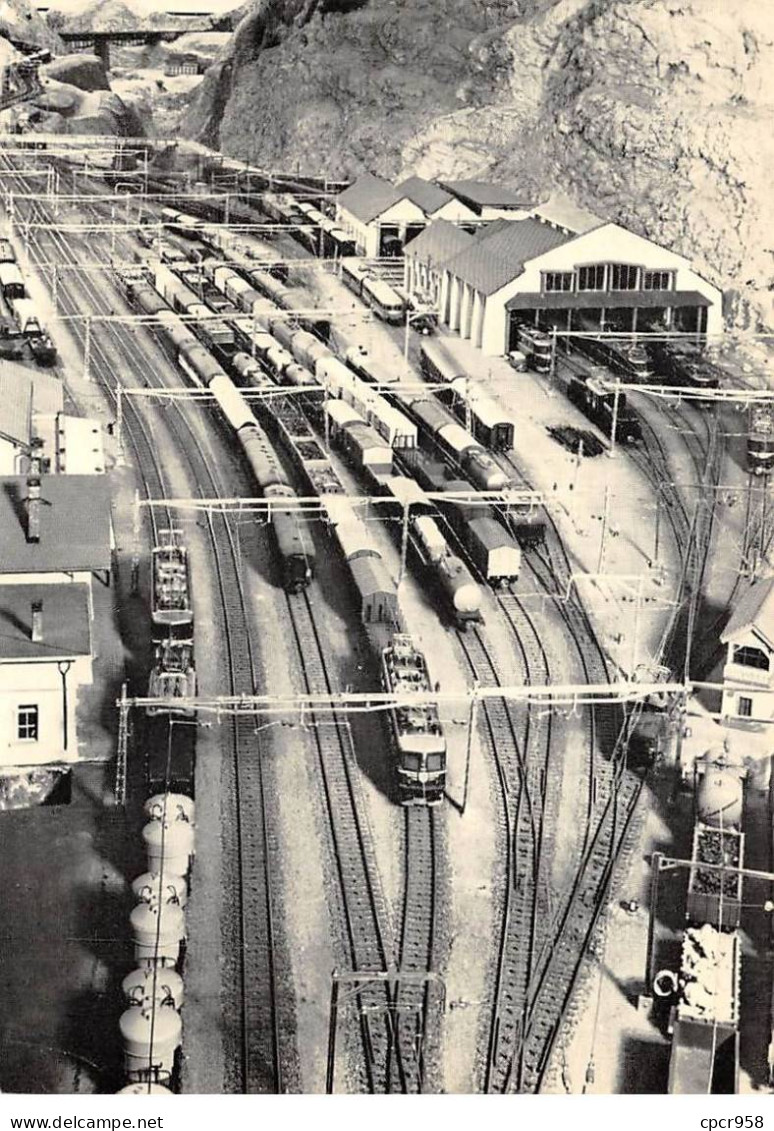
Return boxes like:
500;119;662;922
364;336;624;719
43;53;110;92
182;0;773;328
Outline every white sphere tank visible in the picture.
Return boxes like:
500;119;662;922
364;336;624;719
697;769;743;829
122;967;184;1011
120;1003;181;1082
132;872;188;909
130;898;185;967
143;819;194;876
144;794;195;825
117;1083;174;1095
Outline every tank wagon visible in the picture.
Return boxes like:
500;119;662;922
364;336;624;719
382;634;446;805
747;403;774;476
420;340;515;450
401;394;510;492
375;473;482;628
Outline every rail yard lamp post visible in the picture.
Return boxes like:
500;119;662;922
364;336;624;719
460;683;479;816
608;378;622;458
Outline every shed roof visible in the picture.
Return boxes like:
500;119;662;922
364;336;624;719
443;218;571;295
532;193;604;235
441;180;531;211
336;173;400;225
0;583;91;661
404;219;474;266
0;370;32;447
396;176;452;215
0;363;65;450
721;576;774;647
0;475;112;575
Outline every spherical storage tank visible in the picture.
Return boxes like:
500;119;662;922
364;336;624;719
122;966;184;1011
697;769;743;829
143;818;194;876
144;793;195;825
132;871;188;908
120;1003;182;1082
130;898;185;967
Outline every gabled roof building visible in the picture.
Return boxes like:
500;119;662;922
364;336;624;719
719;576;774;725
334;172;477;258
404;211;723;356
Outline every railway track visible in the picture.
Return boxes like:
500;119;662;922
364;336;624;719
75;173;441;1094
2;160;284;1094
456;594;559;1094
396;807;439;1090
284;589;428;1093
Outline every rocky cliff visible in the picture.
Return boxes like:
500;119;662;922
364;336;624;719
183;0;774;328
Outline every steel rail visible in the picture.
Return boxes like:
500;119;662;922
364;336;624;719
5;164;284;1093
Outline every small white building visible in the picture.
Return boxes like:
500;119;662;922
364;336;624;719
405;214;723;356
440;180;533;222
334;173;477;258
0;583;92;767
720;577;774;725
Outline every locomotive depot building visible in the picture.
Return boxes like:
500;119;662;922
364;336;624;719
335;172;724;354
403;210;723;356
335;173;481;258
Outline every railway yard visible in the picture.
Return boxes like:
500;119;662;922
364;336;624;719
1;134;774;1100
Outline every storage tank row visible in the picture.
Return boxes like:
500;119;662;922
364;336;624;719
118;792;195;1093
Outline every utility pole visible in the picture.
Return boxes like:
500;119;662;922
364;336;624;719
597;483;611;574
461;684;479;816
398;500;411;586
608;378;621;457
549;325;558;391
83;316;92;381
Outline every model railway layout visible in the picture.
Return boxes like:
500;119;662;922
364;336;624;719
0;132;769;1104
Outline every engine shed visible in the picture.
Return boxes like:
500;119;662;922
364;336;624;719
404;197;723;356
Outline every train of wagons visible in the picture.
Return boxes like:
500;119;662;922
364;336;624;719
0;237;57;364
156;251;530;586
122;267;446;805
658;750;745;1095
115;532;199;1093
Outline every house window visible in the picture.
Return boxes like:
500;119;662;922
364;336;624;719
17;704;39;742
609;264;640;291
577;265;606;292
732;645;770;671
737;697;753;718
543;272;573;293
643;270;673;291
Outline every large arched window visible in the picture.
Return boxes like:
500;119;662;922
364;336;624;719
733;645;770;671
